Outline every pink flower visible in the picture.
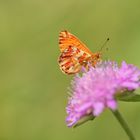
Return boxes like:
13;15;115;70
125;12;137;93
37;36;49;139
66;61;140;127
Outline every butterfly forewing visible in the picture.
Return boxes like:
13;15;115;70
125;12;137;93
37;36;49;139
59;31;93;54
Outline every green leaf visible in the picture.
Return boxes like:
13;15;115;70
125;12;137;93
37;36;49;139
117;91;140;102
73;114;95;128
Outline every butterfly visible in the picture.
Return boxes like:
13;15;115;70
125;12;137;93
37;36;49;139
58;30;106;75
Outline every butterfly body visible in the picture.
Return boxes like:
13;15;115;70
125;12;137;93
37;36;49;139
58;30;101;75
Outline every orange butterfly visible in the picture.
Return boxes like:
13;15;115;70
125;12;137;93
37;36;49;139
58;30;107;75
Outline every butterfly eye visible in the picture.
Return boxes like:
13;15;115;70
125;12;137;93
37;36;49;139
96;54;100;59
92;53;100;60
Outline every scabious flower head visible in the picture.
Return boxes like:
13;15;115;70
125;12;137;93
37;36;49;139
66;61;140;127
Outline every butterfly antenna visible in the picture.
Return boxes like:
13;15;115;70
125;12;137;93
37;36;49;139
99;38;109;52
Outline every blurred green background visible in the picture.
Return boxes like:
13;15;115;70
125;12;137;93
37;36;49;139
0;0;140;140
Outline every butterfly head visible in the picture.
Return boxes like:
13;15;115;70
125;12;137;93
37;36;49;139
90;52;101;66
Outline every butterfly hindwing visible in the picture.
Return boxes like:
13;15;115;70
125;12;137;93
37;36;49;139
58;45;91;74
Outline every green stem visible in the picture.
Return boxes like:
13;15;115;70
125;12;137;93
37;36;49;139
111;109;136;140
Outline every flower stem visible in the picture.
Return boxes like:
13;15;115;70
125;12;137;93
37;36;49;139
111;109;136;140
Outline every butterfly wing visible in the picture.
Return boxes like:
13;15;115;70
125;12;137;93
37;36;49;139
58;31;93;75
